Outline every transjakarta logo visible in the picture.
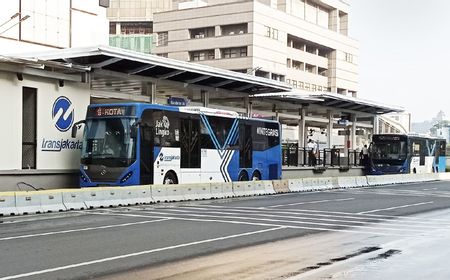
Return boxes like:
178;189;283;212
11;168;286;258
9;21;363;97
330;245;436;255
41;96;82;152
52;96;74;132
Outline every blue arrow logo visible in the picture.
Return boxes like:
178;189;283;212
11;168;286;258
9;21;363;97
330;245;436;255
52;96;74;132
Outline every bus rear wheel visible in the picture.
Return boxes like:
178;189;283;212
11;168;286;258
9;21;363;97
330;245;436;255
252;171;261;181
238;171;249;181
163;171;178;184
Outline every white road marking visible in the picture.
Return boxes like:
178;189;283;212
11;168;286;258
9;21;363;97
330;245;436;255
358;201;435;214
0;218;170;242
94;210;412;237
0;227;286;280
266;198;355;208
201;205;450;224
168;206;448;229
0;212;90;225
117;209;428;233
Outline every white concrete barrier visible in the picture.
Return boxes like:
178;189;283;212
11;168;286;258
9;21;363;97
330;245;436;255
210;182;234;198
318;177;334;190
151;184;169;203
210;182;224;199
164;185;186;202
232;181;255;197
302;177;319;191
62;190;88;210
288;179;304;192
183;183;212;200
39;190;66;213
438;172;450;181
252;181;267;196
0;192;18;216
337;177;357;189
115;185;153;205
15;192;43;214
261;180;276;194
272;180;290;193
355;176;368;187
83;188;122;208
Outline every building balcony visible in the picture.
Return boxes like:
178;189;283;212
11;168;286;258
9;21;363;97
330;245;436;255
109;34;155;54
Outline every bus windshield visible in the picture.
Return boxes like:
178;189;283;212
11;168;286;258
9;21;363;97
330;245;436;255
371;141;407;162
81;118;136;167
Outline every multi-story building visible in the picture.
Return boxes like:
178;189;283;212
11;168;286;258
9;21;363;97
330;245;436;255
107;0;174;53
153;0;358;96
0;0;109;53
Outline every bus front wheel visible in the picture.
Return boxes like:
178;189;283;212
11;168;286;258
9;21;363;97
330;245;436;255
163;171;178;184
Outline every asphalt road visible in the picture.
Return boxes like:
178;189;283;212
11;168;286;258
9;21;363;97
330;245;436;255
2;180;450;280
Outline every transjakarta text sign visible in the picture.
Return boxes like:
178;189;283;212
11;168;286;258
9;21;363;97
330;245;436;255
37;85;90;170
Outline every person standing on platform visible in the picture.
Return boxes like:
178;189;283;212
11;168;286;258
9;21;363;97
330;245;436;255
307;139;317;166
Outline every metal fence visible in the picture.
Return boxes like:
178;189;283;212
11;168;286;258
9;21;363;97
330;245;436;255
282;144;361;168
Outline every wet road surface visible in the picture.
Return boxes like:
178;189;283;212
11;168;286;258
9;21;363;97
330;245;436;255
1;180;450;279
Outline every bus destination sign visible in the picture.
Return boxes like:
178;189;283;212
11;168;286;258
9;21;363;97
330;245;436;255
88;106;135;118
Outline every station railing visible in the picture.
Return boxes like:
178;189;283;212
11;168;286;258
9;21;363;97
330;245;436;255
282;144;361;168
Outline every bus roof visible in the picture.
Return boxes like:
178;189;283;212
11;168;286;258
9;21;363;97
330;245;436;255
87;102;279;123
373;133;445;141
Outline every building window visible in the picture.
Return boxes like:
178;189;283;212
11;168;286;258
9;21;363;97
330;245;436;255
157;53;168;58
222;47;247;58
190;50;215;61
265;26;278;40
22;87;37;169
345;52;353;63
158;32;168;46
109;22;116;35
286;59;291;68
311;84;317;91
120;22;153;35
272;28;278;40
271;73;284;82
286;79;291;84
292;80;297;88
304;83;310;90
299;81;304;89
221;23;247;36
190;27;215;39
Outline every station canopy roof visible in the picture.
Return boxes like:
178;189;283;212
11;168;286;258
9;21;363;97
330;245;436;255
7;45;403;115
251;91;404;114
12;45;291;94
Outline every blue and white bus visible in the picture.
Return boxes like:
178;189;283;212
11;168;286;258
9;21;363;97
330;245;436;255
367;134;446;175
72;103;282;187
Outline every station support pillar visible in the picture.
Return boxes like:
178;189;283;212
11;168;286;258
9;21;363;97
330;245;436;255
327;110;333;148
201;90;209;107
351;114;357;149
298;108;306;148
245;97;252;117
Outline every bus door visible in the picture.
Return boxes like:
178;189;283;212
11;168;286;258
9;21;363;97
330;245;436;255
419;139;426;166
180;118;201;182
239;124;252;168
139;126;153;184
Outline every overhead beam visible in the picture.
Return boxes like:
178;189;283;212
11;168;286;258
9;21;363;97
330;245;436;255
90;57;123;68
232;84;254;92
157;70;186;80
211;80;235;87
127;64;157;75
185;75;212;83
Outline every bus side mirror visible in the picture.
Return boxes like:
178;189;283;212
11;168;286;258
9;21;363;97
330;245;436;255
71;120;85;138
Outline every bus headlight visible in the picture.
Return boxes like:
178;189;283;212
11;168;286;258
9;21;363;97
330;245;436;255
120;171;133;183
